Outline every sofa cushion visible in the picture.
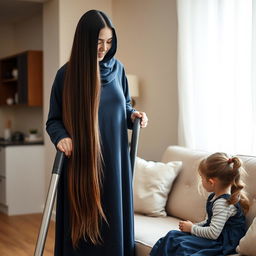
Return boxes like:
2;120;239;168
236;217;256;256
134;213;180;247
161;146;207;222
133;157;182;216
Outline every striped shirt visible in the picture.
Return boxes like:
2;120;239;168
191;197;237;240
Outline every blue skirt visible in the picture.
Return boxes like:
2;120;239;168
150;230;225;256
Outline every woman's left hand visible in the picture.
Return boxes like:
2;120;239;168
131;111;148;128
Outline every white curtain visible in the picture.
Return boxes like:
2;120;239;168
177;0;256;155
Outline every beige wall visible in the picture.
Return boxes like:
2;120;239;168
0;24;15;58
113;0;178;160
14;12;43;53
0;12;42;57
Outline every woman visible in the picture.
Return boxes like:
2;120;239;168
46;10;148;256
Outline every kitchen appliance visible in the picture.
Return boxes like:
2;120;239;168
11;131;25;142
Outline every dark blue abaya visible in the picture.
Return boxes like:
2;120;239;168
46;54;135;255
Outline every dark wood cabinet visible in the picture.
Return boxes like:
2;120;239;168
0;51;42;106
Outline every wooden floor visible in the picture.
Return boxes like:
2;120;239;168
0;212;54;256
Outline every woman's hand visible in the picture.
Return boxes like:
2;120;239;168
131;111;148;128
179;220;193;233
57;137;73;157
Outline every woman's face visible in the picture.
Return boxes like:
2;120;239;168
97;27;113;61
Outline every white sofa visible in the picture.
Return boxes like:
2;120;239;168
134;146;256;256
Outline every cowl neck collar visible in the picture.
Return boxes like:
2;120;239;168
100;58;118;86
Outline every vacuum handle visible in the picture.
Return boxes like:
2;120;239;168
130;117;141;177
34;150;65;256
52;150;65;174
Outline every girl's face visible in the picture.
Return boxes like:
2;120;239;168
97;27;113;61
200;173;214;192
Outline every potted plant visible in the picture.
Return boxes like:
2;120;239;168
28;129;38;141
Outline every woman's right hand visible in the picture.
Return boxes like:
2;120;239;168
57;137;72;157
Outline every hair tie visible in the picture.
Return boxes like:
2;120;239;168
227;158;233;164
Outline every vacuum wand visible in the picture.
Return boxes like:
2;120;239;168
130;117;141;177
34;151;65;256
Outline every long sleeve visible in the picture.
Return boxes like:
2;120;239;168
194;217;208;227
46;66;70;146
191;198;237;240
121;68;136;129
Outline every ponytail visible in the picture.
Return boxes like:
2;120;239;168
227;157;250;214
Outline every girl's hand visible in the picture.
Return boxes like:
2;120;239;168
179;220;193;233
131;111;148;128
57;137;73;157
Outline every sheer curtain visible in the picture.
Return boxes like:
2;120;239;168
177;0;256;155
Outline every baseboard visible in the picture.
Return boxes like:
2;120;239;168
0;203;8;214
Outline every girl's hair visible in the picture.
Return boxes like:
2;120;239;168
62;10;116;248
199;152;250;214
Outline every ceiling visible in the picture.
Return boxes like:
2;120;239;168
0;0;45;25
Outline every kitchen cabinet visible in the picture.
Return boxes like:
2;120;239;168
0;145;44;215
0;50;42;106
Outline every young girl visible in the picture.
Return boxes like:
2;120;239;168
150;152;250;256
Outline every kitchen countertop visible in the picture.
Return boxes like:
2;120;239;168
0;140;44;146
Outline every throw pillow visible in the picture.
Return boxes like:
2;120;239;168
236;217;256;256
133;157;182;217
